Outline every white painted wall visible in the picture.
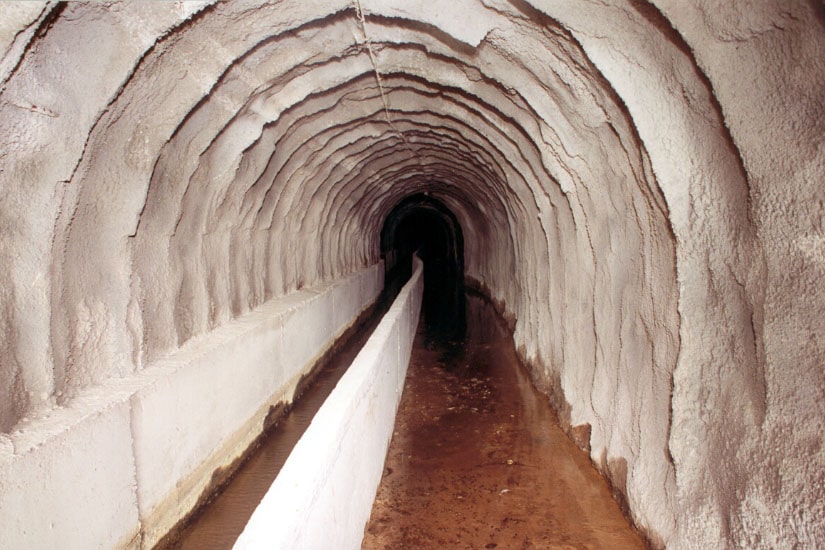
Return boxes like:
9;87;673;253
235;257;423;550
0;263;383;550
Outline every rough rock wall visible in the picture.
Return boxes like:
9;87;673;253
654;1;825;545
0;1;822;547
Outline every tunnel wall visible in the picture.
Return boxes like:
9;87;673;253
0;263;382;549
236;257;423;549
0;2;823;548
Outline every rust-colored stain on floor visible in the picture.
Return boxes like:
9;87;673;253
363;296;645;549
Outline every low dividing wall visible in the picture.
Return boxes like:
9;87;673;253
0;263;383;550
235;257;424;549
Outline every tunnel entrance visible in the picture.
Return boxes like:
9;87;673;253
381;194;466;344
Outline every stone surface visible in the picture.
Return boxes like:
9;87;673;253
0;1;822;547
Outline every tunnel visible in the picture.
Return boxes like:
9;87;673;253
0;1;824;548
381;194;466;343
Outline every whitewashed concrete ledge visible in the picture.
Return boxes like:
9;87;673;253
235;257;424;549
0;263;383;550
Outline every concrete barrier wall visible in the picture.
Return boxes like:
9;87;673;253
235;257;424;550
0;263;383;550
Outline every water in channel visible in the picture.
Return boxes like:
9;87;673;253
160;290;644;549
158;277;405;549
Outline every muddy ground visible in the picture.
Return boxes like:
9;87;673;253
362;296;645;549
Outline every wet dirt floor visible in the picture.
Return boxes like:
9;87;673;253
362;294;646;549
162;290;645;549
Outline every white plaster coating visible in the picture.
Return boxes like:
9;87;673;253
360;0;496;46
133;263;382;547
0;265;381;549
0;1;48;86
235;258;423;549
0;1;822;547
0;400;139;550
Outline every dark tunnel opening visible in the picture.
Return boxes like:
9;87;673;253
380;194;466;344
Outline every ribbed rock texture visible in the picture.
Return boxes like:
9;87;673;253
0;1;822;547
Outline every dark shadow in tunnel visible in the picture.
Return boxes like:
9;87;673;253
381;194;466;346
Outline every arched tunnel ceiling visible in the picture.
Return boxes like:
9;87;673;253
1;1;824;548
51;0;673;367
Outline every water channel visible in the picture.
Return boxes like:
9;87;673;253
159;291;643;549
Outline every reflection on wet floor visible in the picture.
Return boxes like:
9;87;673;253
362;293;645;549
161;289;644;549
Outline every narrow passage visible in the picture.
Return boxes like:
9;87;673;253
363;293;645;549
157;276;407;549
